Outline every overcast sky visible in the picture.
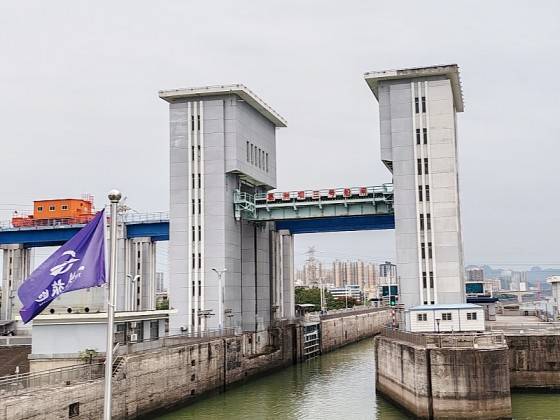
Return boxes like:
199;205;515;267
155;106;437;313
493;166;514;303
1;1;559;269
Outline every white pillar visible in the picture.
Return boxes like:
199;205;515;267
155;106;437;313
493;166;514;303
1;245;31;320
125;237;156;311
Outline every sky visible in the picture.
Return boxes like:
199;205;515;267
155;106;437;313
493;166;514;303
0;1;559;271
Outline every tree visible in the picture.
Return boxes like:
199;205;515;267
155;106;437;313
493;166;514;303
295;287;357;310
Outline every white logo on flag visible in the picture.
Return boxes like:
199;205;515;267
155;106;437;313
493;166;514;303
49;250;80;277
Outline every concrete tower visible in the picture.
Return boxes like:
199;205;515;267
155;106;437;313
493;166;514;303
159;85;287;334
365;65;466;308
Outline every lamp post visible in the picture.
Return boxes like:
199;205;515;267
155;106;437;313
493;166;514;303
125;274;140;311
212;268;227;330
104;189;121;420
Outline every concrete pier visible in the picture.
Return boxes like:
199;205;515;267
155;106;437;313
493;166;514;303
375;332;512;419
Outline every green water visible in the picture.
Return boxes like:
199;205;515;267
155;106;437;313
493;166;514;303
155;339;559;420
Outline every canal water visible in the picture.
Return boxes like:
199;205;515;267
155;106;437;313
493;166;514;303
156;339;559;420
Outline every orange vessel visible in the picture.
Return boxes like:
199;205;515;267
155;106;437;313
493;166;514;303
11;197;96;227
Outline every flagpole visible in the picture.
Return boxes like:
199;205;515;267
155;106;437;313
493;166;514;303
104;189;121;420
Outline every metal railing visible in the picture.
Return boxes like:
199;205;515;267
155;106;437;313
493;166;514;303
116;328;237;356
0;363;104;396
0;336;32;346
0;212;169;230
255;184;394;202
120;212;169;224
379;327;507;349
489;322;560;335
380;327;428;347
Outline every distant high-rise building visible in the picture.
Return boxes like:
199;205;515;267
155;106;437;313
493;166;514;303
466;267;484;282
155;272;165;293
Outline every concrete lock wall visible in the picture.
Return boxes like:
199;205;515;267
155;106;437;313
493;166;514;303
320;310;391;353
507;334;560;389
0;312;391;419
0;326;296;420
374;336;512;419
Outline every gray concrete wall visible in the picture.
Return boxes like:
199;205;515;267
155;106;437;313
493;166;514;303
375;335;512;419
0;326;296;420
320;309;391;353
507;334;560;389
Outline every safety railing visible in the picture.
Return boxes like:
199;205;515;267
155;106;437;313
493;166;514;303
0;336;32;346
120;212;169;224
0;212;169;230
116;328;237;356
488;322;560;335
255;184;393;204
0;362;104;396
379;327;507;349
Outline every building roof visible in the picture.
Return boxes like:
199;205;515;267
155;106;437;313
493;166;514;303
364;64;464;112
158;84;287;127
409;303;482;311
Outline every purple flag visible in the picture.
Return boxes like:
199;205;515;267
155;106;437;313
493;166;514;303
18;210;107;323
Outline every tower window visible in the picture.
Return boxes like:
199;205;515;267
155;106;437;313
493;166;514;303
416;129;421;145
424;158;429;174
192;174;195;188
422;271;427;288
421;96;426;113
197;115;201;130
419;214;424;231
246;141;250;161
421;242;426;259
425;185;430;201
417;159;422;175
250;144;254;164
418;186;423;202
423;128;428;144
198;174;201;188
191;115;195;131
428;242;433;259
415;97;419;114
429;271;434;288
266;153;269;172
426;214;431;230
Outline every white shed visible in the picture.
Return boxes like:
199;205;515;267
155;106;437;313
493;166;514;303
405;303;485;333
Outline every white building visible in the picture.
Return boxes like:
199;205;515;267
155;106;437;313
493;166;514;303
405;303;485;333
547;276;560;320
365;65;466;308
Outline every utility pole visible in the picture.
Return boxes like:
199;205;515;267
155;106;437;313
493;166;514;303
103;189;121;420
212;268;227;330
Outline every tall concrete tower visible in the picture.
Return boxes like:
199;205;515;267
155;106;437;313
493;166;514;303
365;65;465;308
159;85;287;334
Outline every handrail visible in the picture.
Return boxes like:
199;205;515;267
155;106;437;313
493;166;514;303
0;212;170;230
255;184;393;202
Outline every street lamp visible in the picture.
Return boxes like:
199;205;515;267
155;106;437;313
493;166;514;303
212;268;227;330
126;274;140;311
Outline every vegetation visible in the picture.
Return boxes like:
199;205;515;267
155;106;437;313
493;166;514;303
156;298;169;310
295;287;358;310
